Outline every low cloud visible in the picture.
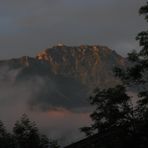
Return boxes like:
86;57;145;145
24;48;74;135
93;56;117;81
0;65;92;145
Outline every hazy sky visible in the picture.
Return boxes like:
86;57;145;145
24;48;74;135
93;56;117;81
0;0;147;59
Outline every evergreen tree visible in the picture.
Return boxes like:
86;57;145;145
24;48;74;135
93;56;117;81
0;120;16;148
0;120;8;148
13;114;49;148
0;115;62;148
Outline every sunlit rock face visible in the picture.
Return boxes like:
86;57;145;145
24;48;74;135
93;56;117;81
0;44;126;110
36;44;126;89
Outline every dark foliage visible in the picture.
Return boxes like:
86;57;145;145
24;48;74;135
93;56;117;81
81;1;148;148
0;121;16;148
0;114;60;148
80;85;136;148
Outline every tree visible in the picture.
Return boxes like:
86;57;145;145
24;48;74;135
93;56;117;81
123;2;148;147
81;85;135;148
81;1;148;148
0;120;16;148
114;4;148;146
0;120;9;148
114;2;148;118
13;114;49;148
0;115;61;148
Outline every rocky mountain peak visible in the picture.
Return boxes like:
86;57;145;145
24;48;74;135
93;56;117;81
0;44;127;109
36;44;125;88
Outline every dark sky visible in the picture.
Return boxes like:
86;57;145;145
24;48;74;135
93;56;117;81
0;0;147;59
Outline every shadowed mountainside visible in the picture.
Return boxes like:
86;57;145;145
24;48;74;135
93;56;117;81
0;44;126;110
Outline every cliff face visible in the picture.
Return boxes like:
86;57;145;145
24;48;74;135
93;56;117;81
0;44;126;110
36;44;125;89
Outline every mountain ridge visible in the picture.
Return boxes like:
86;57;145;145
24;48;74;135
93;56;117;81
0;44;126;110
36;44;125;88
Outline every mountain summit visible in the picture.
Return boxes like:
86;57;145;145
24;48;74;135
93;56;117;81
0;44;126;110
36;45;125;88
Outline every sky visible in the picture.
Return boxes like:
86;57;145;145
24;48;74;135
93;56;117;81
0;0;147;59
1;0;147;144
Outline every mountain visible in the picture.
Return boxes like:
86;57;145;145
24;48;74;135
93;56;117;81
36;44;126;88
0;44;126;110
